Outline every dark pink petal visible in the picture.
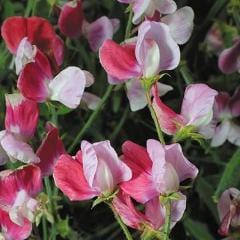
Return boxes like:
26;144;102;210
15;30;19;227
113;191;147;230
53;154;98;201
36;125;66;177
152;84;184;135
5;93;39;139
85;16;120;52
17;49;52;102
99;40;141;81
214;92;231;119
52;36;64;68
230;88;240;117
58;0;84;38
0;209;32;240
218;39;240;74
1;17;27;54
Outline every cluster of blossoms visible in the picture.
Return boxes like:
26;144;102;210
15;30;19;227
0;0;239;239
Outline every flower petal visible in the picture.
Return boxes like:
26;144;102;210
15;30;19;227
81;92;100;110
211;121;230;147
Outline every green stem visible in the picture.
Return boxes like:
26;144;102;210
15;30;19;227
125;7;133;39
109;203;133;240
68;85;113;153
144;89;165;144
163;200;171;240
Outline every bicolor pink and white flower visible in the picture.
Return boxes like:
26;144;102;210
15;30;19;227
120;140;198;203
217;188;240;236
0;165;42;240
118;0;177;24
152;83;218;137
210;89;240;147
218;38;240;74
0;93;40;165
100;20;180;83
1;16;64;72
113;191;186;232
53;140;132;200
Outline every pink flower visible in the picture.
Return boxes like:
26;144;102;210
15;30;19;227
1;16;64;72
120;140;198;203
113;191;186;231
0;165;42;240
53;140;132;200
0;93;40;165
210;89;240;147
152;83;218;137
118;0;177;24
218;188;240;236
100;20;180;83
218;38;240;74
36;123;66;177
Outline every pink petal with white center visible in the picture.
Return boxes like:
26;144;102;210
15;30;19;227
85;16;120;52
81;92;100;110
136;21;180;73
132;0;151;24
0;209;32;240
156;0;177;14
164;143;198;182
49;66;86;109
5;93;39;139
152;84;184;135
218;39;240;74
36;124;66;177
82;140;132;193
99;40;141;81
211;121;230;147
170;192;186;228
53;154;99;201
58;0;84;38
228;122;240;146
145;197;165;230
0;132;40;164
120;141;158;203
15;38;37;75
17;49;52;102
113;191;147;230
181;84;218;127
214;92;231;119
147;139;180;194
161;7;194;45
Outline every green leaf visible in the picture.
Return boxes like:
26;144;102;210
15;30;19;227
214;149;240;200
183;218;214;240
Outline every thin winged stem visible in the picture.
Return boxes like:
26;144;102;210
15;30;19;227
163;200;171;240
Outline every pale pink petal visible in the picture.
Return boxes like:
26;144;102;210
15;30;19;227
218;39;240;74
164;143;198;181
1;133;40;164
227;122;240;146
53;154;98;201
58;0;84;38
136;21;180;74
81;92;100;110
36;125;66;177
181;83;218;127
132;0;151;24
99;40;141;81
230;88;240;117
5;93;39;139
211;121;230;147
49;66;86;109
157;82;173;96
161;7;194;45
84;71;95;87
156;0;177;14
85;16;120;52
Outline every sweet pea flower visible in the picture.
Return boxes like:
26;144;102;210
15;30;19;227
118;0;177;24
1;16;64;72
218;38;240;74
210;89;240;147
36;123;66;177
218;188;240;236
0;93;40;165
120;140;198;203
53;140;132;200
152;83;218;137
113;191;186;233
0;165;42;240
100;20;180;83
